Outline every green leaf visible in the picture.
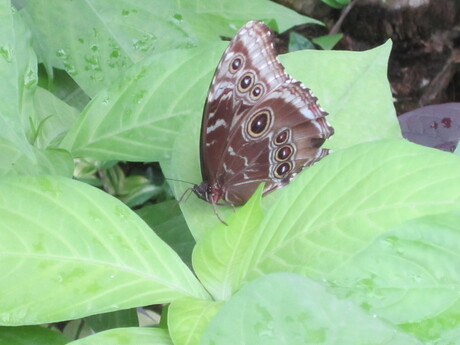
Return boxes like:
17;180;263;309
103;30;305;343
193;185;264;299
60;43;225;162
20;0;198;97
136;201;195;268
280;39;400;150
0;3;36;158
84;309;139;332
288;32;315;52
37;66;91;111
169;297;222;345
240;140;460;283
312;33;343;50
188;139;460;333
0;138;73;177
0;326;69;345
67;327;173;345
321;0;350;9
30;147;74;177
331;212;460;342
0;175;208;325
200;273;422;345
119;175;164;208
19;0;321;100
181;0;321;41
0;5;73;177
95;165;165;208
31;87;79;148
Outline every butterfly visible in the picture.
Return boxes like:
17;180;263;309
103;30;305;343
193;21;333;210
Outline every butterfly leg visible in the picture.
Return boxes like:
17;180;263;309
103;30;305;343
211;202;228;226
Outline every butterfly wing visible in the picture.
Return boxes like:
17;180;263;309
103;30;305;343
199;21;287;186
221;81;333;204
198;21;333;205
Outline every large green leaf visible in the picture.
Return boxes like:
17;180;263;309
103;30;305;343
60;43;225;161
136;201;195;268
20;0;198;97
0;2;36;158
20;0;319;97
180;0;321;41
0;326;69;345
192;140;460;336
331;212;460;342
280;40;400;149
0;175;208;325
243;140;460;284
199;273;422;345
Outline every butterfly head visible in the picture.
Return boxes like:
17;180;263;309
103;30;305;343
192;182;223;205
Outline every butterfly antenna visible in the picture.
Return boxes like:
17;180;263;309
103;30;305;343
164;177;196;186
164;177;196;206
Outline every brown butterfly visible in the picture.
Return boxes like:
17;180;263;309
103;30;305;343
193;21;333;209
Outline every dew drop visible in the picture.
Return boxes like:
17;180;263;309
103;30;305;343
132;33;157;52
110;48;120;58
84;54;101;71
0;313;10;323
0;45;12;62
101;97;110;105
56;49;77;76
56;48;67;58
23;68;37;88
133;90;146;104
90;73;104;82
409;273;423;283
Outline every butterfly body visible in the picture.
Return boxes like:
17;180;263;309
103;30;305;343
193;21;333;206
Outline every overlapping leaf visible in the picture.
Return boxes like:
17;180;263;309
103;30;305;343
60;43;225;162
0;175;208;325
193;140;460;341
169;297;222;345
200;273;422;345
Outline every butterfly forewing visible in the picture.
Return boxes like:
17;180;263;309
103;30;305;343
194;20;333;206
200;22;285;183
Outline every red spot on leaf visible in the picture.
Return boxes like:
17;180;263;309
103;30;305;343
441;117;452;128
398;103;460;152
